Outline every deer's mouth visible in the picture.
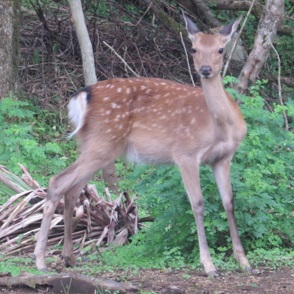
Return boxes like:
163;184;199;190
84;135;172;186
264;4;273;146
199;66;213;79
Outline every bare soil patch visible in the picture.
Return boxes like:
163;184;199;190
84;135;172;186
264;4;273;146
106;267;294;293
1;267;293;293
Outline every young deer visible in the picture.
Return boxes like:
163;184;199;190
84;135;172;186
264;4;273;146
34;15;251;276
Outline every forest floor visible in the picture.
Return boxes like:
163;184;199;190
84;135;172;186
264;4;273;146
1;265;294;293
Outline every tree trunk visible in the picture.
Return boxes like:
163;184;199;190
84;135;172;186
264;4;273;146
0;0;20;98
67;0;97;85
236;0;284;93
68;0;118;191
211;0;264;19
140;0;186;40
190;0;221;28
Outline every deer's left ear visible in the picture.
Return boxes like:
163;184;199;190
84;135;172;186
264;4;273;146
219;16;242;46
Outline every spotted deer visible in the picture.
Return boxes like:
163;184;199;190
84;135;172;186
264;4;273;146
34;15;251;276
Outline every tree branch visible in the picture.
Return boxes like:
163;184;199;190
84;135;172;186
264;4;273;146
141;0;185;38
222;0;257;78
190;0;221;27
269;41;289;130
212;0;293;36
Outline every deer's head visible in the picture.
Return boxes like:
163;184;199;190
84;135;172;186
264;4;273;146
183;15;242;79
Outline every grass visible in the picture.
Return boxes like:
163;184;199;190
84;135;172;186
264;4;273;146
0;255;50;276
0;247;293;283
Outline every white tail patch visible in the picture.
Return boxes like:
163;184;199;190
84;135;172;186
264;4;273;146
67;91;88;138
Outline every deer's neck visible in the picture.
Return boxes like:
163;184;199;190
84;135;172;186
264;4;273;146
201;75;234;124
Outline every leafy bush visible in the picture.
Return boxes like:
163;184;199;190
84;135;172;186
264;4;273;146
124;80;294;262
0;95;74;186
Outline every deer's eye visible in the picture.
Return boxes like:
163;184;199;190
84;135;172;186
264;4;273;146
191;48;197;54
218;48;224;54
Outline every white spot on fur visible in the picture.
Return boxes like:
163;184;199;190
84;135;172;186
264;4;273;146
114;114;121;121
111;102;120;109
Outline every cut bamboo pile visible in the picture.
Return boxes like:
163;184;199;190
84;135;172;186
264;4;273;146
0;165;148;256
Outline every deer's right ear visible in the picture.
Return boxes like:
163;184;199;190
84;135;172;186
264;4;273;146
183;14;200;41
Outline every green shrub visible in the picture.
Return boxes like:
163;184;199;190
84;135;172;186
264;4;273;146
126;80;294;261
0;95;74;186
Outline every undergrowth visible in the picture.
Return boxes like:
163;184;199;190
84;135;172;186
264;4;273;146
79;245;294;275
0;255;48;276
0;94;76;188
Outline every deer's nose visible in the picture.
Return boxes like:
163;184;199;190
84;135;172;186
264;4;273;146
200;66;212;77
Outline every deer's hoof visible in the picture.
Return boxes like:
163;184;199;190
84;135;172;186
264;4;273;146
240;264;252;274
207;270;220;278
63;255;76;267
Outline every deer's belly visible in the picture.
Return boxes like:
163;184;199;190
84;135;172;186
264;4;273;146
125;140;174;164
202;140;240;165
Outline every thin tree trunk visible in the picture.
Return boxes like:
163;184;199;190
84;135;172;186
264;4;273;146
68;0;118;191
236;0;284;93
0;0;20;98
67;0;97;85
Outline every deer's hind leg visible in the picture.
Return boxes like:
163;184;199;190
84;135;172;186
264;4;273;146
34;143;124;271
62;179;90;267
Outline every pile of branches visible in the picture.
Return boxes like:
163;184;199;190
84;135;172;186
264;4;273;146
20;2;192;109
0;165;149;256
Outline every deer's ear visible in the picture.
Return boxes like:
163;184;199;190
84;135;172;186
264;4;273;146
183;14;200;41
219;16;242;46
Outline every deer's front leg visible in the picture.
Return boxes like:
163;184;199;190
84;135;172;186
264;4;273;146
213;159;251;272
177;157;218;277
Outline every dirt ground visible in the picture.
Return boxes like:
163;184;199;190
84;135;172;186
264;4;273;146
1;266;294;293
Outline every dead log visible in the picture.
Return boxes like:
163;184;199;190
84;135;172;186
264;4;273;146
0;272;138;293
